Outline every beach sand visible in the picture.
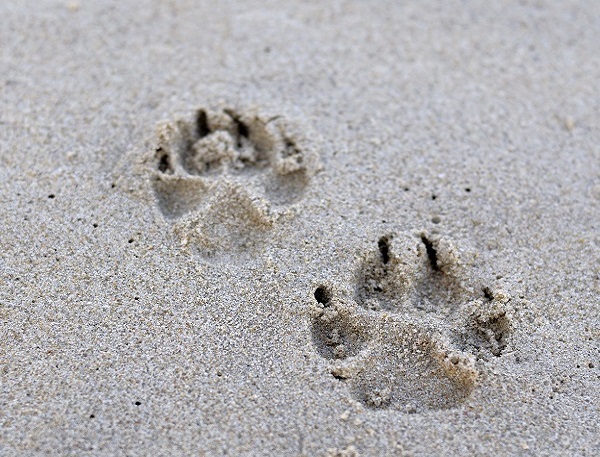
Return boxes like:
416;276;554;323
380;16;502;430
1;1;599;455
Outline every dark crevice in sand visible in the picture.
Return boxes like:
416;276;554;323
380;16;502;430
420;233;439;271
156;148;172;173
483;286;494;301
314;285;332;306
196;109;211;139
378;236;391;265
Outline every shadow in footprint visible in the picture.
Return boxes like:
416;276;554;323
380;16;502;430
310;285;367;361
355;233;467;317
355;235;413;312
458;288;514;358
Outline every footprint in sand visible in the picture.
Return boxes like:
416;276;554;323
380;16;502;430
147;106;320;256
310;232;516;412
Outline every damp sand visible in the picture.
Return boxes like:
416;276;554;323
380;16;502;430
1;1;599;455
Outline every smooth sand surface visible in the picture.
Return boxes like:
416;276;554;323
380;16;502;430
1;1;599;455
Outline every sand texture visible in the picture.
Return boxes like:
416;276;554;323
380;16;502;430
1;1;599;456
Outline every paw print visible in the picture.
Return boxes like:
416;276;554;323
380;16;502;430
310;232;516;412
147;106;319;256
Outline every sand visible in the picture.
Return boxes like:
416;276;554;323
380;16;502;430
1;1;599;455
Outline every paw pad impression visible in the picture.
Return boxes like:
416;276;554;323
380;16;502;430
147;106;320;256
311;232;517;412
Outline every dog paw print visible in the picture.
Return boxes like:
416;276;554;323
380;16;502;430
147;107;319;255
310;232;516;412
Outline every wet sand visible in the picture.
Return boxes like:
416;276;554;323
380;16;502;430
1;1;599;455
